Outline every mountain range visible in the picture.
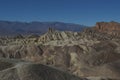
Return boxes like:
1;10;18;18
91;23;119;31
0;21;87;36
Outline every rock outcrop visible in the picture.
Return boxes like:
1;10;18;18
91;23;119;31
95;21;120;32
93;21;120;38
82;22;120;40
39;28;80;43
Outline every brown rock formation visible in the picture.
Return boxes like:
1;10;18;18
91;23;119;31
94;21;120;37
95;21;120;32
83;22;120;40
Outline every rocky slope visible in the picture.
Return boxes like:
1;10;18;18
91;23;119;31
0;21;119;80
0;58;86;80
0;58;118;80
0;41;119;79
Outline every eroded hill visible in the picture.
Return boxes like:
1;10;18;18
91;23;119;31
0;21;119;80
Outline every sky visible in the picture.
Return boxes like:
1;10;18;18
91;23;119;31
0;0;120;26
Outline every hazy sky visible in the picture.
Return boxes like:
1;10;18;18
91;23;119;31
0;0;120;26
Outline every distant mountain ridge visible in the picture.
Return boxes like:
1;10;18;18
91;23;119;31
0;21;87;36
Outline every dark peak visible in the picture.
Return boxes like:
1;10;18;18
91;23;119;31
13;34;24;39
48;27;56;33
